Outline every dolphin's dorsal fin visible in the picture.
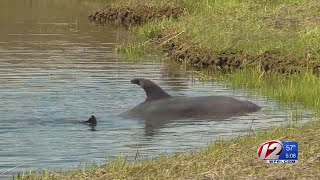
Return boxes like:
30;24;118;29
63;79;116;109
131;78;171;102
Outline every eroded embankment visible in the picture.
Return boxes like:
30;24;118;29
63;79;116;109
157;37;320;74
89;4;320;74
89;4;183;25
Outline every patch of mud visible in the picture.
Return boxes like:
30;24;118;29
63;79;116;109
89;4;184;25
154;35;320;74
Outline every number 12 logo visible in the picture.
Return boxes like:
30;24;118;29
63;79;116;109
257;140;283;160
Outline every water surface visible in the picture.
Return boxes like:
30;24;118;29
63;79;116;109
0;0;314;178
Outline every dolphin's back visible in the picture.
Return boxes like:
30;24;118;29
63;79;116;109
121;96;261;120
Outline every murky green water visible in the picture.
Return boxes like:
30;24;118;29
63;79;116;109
0;0;314;178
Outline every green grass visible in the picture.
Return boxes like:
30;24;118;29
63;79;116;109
114;0;320;60
177;0;320;56
115;18;176;60
115;41;148;60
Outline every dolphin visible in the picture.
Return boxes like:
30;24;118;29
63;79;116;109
121;78;261;121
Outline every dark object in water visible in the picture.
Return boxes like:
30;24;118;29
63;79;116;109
82;115;97;126
121;78;261;121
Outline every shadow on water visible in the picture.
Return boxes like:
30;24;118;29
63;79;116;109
0;0;315;178
140;114;254;137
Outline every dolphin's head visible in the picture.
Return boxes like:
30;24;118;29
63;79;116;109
130;78;142;86
131;78;155;89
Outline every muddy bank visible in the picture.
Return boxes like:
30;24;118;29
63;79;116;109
89;4;184;25
156;36;320;74
89;5;320;74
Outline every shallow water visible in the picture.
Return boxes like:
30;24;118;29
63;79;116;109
0;0;314;178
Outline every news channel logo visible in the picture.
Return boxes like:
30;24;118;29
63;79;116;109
257;140;298;164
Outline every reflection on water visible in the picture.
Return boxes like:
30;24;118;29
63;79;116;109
0;0;314;178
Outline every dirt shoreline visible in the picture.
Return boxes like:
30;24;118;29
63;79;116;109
157;38;320;74
89;4;183;26
89;5;320;74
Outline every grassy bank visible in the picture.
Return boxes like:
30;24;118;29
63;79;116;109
15;0;320;179
110;0;320;73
